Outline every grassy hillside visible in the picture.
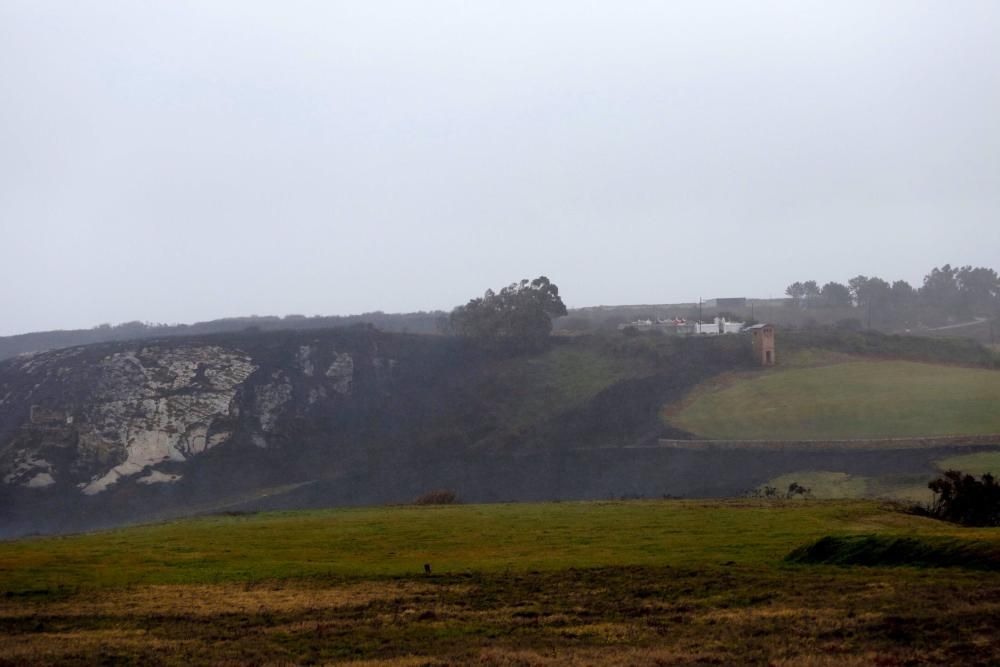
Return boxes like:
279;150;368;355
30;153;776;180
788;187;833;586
2;500;1000;665
667;359;1000;440
472;342;653;433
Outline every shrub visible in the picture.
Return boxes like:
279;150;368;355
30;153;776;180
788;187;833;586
786;534;1000;570
926;470;1000;527
748;482;811;499
413;490;459;505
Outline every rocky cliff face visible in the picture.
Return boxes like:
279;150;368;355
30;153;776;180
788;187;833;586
0;330;406;508
5;345;256;495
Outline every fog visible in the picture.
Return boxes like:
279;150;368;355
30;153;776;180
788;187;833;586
1;1;998;335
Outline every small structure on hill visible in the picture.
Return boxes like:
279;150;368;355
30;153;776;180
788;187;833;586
618;316;745;336
747;323;776;365
695;317;745;335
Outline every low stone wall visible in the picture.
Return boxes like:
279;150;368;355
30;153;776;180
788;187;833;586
650;434;1000;452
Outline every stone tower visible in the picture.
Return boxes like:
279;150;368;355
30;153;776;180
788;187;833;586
749;324;775;366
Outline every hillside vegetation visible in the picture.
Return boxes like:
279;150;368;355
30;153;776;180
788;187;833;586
0;330;750;537
2;500;1000;664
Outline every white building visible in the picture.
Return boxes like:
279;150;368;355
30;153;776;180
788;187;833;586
619;316;745;335
694;317;745;335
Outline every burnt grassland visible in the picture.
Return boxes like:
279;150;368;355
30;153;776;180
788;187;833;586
2;500;1000;665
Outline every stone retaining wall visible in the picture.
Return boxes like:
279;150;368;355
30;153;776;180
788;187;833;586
651;434;1000;452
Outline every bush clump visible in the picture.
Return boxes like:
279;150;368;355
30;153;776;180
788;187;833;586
413;490;459;505
924;470;1000;527
786;535;1000;570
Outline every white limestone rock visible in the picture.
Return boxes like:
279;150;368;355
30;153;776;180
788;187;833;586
254;371;292;433
75;345;257;495
26;472;55;488
307;386;328;405
297;345;316;377
3;453;54;488
325;352;354;395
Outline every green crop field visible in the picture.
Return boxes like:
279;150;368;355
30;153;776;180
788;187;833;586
2;500;1000;664
667;359;1000;440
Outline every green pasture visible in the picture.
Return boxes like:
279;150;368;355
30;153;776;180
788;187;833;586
668;359;1000;440
2;499;997;593
3;500;1000;664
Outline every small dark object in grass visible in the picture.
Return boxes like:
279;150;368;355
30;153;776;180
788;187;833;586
424;563;432;575
413;490;459;505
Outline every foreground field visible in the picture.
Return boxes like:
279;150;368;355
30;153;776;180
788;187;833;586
667;359;1000;440
2;500;1000;665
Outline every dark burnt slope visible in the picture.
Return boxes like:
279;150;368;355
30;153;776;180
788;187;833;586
0;329;754;536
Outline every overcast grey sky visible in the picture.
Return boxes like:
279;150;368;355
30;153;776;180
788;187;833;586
1;1;998;335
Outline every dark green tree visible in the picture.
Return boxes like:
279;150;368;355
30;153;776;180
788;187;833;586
847;275;869;307
450;276;567;349
801;280;821;309
785;281;806;301
920;264;961;312
849;275;890;309
957;266;1000;317
820;281;852;307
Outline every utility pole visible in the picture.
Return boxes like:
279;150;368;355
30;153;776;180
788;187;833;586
699;297;703;325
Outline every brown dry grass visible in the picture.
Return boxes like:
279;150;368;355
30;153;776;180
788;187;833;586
2;566;999;665
0;580;459;618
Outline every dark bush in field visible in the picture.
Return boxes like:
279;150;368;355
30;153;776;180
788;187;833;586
925;470;1000;527
414;490;459;505
748;482;812;499
786;534;1000;570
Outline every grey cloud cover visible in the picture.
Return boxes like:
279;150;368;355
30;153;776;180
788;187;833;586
1;1;998;335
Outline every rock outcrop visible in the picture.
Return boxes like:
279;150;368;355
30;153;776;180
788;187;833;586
0;344;257;494
0;331;395;502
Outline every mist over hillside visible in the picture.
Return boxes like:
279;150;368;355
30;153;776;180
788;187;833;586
1;319;995;538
